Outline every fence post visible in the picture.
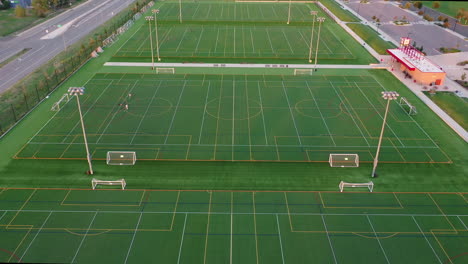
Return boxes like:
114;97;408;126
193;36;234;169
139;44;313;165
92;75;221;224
11;104;17;122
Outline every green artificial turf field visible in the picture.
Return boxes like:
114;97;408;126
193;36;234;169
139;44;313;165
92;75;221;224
14;73;450;164
111;1;375;64
0;188;467;264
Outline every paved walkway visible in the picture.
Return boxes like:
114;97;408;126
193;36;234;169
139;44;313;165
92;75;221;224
104;62;379;69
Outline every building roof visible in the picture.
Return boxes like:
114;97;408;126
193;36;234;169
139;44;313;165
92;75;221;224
387;48;444;73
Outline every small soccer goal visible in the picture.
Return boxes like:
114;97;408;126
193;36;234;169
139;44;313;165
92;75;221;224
339;181;374;192
92;178;126;190
294;69;313;76
156;68;175;74
106;151;136;165
51;93;71;111
399;97;417;115
329;154;359;167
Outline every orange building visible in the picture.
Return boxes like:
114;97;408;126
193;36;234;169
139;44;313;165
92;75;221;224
387;48;446;86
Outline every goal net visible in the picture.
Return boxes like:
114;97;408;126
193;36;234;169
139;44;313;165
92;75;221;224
51;93;70;111
107;151;136;165
92;178;126;190
399;97;417;115
156;68;175;74
329;154;359;167
294;69;313;76
339;181;374;192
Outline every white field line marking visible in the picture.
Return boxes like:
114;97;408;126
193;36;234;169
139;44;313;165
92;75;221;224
214;28;220;53
177;214;188;264
328;81;370;146
352;81;404;146
257;81;269;145
271;5;279;19
136;28;152;54
205;4;212;19
96;80;139;144
304;81;336;146
281;28;294;53
62;80;115;144
233;26;236;57
328;27;353;55
195;26;205;53
232;79;235;160
213;77;224;159
373;77;439;148
130;81;163;144
281;81;303;145
20;211;53;261
192;3;201;19
198;81;211;144
164;81;187;144
265;28;275;53
250;28;255;53
320;215;338;264
71;211;98;263
457;216;468;230
175;28;189;52
203;192;212;264
245;77;252;159
0;211;7;221
298;30;312;49
158;26;174;50
124;212;143;264
366;215;390;264
276;214;286;264
230;192;233;264
412;216;443;264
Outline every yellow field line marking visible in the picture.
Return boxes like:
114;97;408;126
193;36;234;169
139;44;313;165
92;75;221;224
170;191;181;231
352;232;400;239
204;191;212;264
431;229;454;264
64;229;111;236
0;188;6;196
318;192;404;209
9;227;32;262
253;192;259;264
457;193;468;203
428;194;458;234
284;192;294;232
61;190;146;207
6;189;37;228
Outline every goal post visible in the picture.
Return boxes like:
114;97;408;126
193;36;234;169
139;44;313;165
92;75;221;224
339;181;374;192
107;151;136;165
329;154;359;167
51;93;71;111
156;68;175;74
294;69;313;76
399;97;417;115
92;178;126;190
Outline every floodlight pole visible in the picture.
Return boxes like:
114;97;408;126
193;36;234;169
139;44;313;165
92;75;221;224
145;16;155;70
152;9;161;61
287;0;292;24
68;87;93;175
308;11;318;63
179;0;182;23
371;91;399;177
313;17;325;69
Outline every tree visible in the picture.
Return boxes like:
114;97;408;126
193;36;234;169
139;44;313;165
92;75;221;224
15;5;26;17
461;73;467;82
432;1;440;9
404;2;411;9
32;0;49;17
443;21;450;28
372;15;377;21
413;1;422;9
0;0;11;10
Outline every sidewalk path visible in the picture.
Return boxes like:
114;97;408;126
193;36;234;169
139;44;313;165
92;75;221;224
104;62;380;69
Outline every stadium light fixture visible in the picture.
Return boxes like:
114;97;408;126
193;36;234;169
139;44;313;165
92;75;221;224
371;91;399;178
308;11;318;63
68;87;93;175
145;16;155;70
313;17;325;69
152;9;161;61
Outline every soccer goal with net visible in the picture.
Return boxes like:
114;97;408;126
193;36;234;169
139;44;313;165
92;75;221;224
294;69;313;76
339;181;374;192
156;68;175;74
399;97;417;115
107;151;136;165
92;178;126;190
329;154;359;167
51;93;70;111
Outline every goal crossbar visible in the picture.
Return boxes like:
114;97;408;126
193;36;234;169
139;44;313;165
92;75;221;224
156;68;175;74
339;181;374;192
294;69;313;76
92;178;126;190
399;97;417;115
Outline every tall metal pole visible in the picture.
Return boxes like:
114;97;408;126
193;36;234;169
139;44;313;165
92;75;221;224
371;91;399;177
313;17;325;70
69;87;93;175
153;9;161;61
145;16;155;70
179;0;182;23
287;0;292;24
308;11;318;63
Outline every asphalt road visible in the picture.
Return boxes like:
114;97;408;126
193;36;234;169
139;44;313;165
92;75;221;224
0;0;136;94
